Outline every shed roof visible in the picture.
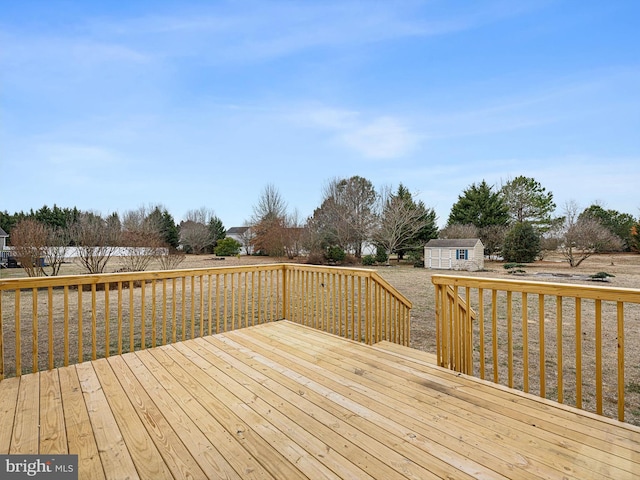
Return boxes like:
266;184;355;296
0;227;7;237
425;238;482;248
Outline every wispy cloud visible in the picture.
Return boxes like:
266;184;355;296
340;117;421;159
42;0;541;64
297;106;421;159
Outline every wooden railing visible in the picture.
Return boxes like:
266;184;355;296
0;263;411;379
283;264;411;346
432;274;640;422
439;284;477;373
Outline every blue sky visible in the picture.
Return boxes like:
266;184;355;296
2;1;639;228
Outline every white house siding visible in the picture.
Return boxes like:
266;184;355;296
2;246;168;260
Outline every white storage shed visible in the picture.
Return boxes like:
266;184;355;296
424;238;484;271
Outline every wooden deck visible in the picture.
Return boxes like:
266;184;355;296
1;321;639;479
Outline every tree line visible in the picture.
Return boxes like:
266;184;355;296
248;178;438;265
2;174;639;276
0;205;188;276
443;176;639;266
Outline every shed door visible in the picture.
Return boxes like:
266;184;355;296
427;248;450;269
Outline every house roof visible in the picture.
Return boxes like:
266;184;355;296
425;238;482;248
226;226;251;235
0;227;7;237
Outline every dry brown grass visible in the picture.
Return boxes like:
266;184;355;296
2;251;639;424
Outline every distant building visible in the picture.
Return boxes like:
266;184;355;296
424;238;484;271
226;226;253;255
0;227;9;266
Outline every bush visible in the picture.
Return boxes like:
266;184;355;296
362;254;376;266
375;246;388;264
214;237;242;256
503;263;526;270
326;245;346;263
406;250;423;268
589;272;615;282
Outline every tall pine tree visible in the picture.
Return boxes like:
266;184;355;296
447;180;509;229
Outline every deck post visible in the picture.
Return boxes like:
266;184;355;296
282;265;288;321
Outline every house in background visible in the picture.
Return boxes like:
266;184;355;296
226;226;253;255
0;227;9;266
424;238;484;271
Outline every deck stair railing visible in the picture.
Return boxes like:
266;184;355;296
438;284;477;374
432;274;640;422
0;263;411;379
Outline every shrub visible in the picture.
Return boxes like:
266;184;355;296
375;246;388;264
214;237;242;256
503;263;526;270
362;254;376;266
589;271;615;282
326;245;346;263
406;249;423;268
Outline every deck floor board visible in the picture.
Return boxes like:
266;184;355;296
1;320;639;479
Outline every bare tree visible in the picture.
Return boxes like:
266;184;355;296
251;184;287;223
250;184;289;256
9;219;69;276
479;224;508;259
560;201;624;267
179;220;211;254
282;209;305;259
373;186;432;265
9;219;48;277
179;207;217;254
72;213;120;274
157;248;186;270
239;224;255;255
318;176;377;258
43;226;70;276
119;206;166;271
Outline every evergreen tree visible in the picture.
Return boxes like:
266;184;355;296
214;237;241;256
500;176;556;231
447;180;509;228
208;216;226;250
579;205;636;251
502;221;540;263
0;210;17;237
147;207;180;248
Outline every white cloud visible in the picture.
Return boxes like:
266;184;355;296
65;1;538;64
340;117;421;159
298;106;421;159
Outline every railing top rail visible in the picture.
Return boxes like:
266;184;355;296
431;274;640;303
277;263;412;308
0;263;288;291
284;263;382;275
0;263;412;308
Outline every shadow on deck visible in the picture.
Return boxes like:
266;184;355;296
1;321;639;479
